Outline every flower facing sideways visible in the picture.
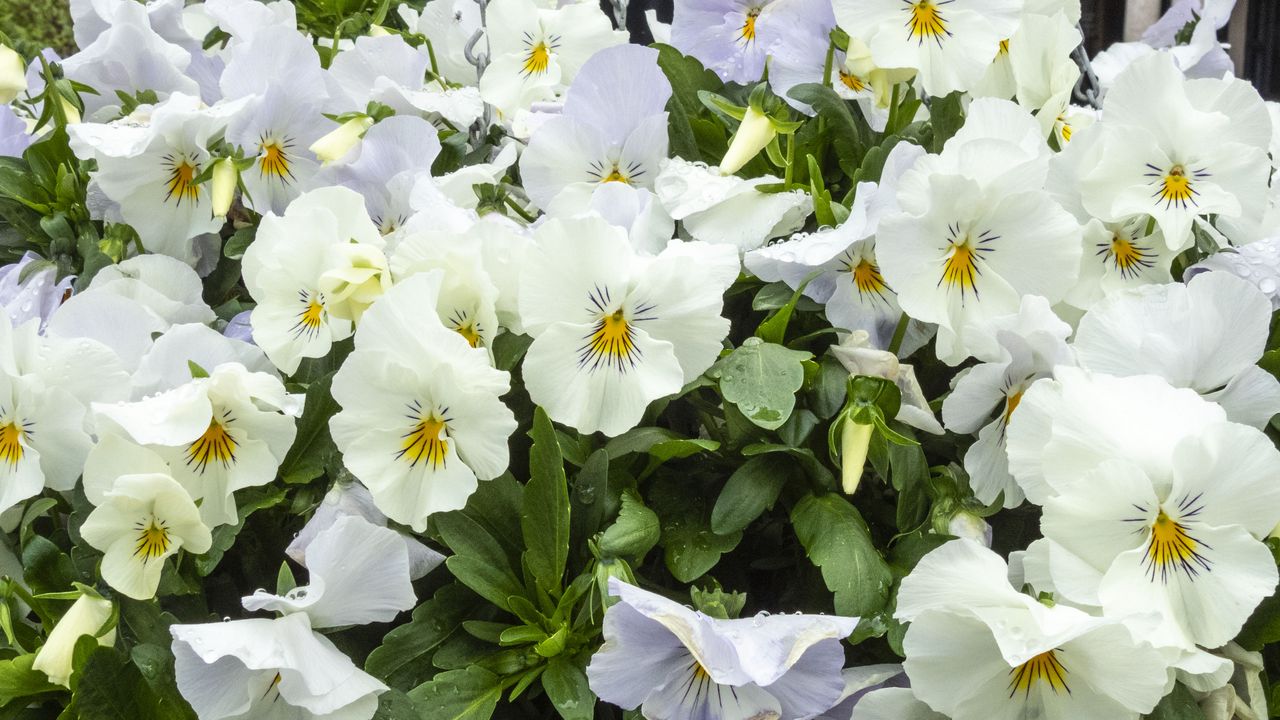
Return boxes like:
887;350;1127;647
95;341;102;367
519;215;740;436
80;473;212;600
587;579;858;720
329;273;517;532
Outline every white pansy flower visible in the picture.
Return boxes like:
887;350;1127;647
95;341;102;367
942;295;1073;508
1075;52;1272;251
171;612;384;720
878;99;1082;365
391;231;502;353
834;0;1023;98
86;362;297;527
242;186;387;375
242;514;416;629
850;688;948;720
329;273;516;532
85;254;215;328
587;578;858;720
654;157;812;251
1041;421;1280;650
131;323;280;399
519;215;740;436
1007;12;1082;145
1073;272;1280;428
897;539;1173;720
397;0;481;84
80;472;212;600
69;94;246;264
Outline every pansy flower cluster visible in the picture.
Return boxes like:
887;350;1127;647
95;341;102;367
0;0;1279;718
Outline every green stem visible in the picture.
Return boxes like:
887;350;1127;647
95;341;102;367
887;312;910;356
504;195;538;223
821;39;836;89
783;133;796;189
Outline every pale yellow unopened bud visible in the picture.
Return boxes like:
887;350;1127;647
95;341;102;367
32;594;116;687
210;158;238;218
0;46;27;105
370;24;392;37
840;419;873;495
719;106;776;176
310;116;374;164
58;95;80;125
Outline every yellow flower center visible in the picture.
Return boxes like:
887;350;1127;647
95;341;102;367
1149;163;1200;210
1008;650;1069;697
580;309;639;373
259;140;294;184
941;243;980;295
399;414;449;470
186;419;237;473
1057;115;1072;143
292;292;326;340
739;8;761;44
1144;510;1211;583
1002;389;1024;425
838;70;867;93
851;259;891;303
1101;233;1154;279
906;1;949;44
523;41;551;76
0;421;25;468
602;168;630;184
163;157;201;206
998;38;1010;55
134;518;171;562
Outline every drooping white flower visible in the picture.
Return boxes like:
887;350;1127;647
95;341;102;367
242;514;416;629
85;253;215;328
833;0;1023;98
241;186;387;375
519;215;740;436
86;362;297;527
896;539;1173;720
1074;52;1272;251
329;273;516;532
478;0;628;118
878;99;1082;365
829;331;943;435
1040;421;1280;650
942;295;1073;508
32;591;116;687
1072;272;1280;428
286;482;445;581
80;472;213;600
653;157;812;251
171;612;385;720
1006;12;1083;145
130;322;280;399
587;578;859;720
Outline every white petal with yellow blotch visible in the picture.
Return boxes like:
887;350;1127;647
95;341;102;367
80;473;212;601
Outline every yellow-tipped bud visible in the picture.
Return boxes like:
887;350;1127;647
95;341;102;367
210;158;238;218
719;106;776;176
310;116;374;164
32;594;115;687
840;419;873;495
0;45;25;105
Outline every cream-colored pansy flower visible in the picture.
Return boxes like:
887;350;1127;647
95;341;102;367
80;473;212;600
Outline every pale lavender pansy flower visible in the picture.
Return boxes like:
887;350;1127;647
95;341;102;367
519;44;672;212
587;578;857;720
1188;237;1280;310
222;310;255;344
0;253;73;332
0;106;33;159
316;115;442;239
671;0;835;85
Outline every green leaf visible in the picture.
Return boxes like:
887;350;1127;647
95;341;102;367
366;583;479;689
129;644;198;720
373;689;421;720
653;43;724;162
523;407;571;595
889;441;929;531
1145;683;1207;720
650;478;742;583
598;490;660;559
221;225;255;260
0;654;58;702
195;485;286;576
710;454;791;534
408;666;502;720
277;371;340;485
791;493;892;617
928;91;966;154
542;657;594;720
437;513;524;612
787;83;866;177
72;646;163;720
710;338;813;431
754;271;818;345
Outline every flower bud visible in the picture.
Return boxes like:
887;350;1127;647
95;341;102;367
369;24;392;37
719;106;776;176
210;158;238;218
309;116;374;164
0;46;26;105
57;94;80;125
32;593;116;687
840;419;873;494
947;511;993;547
